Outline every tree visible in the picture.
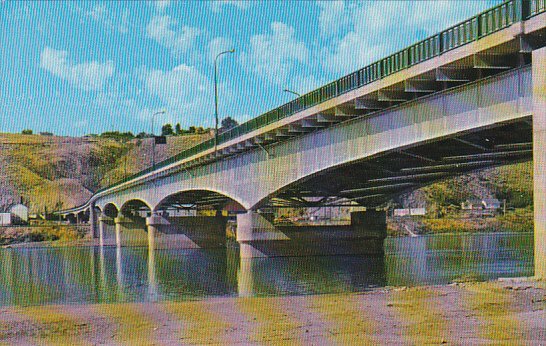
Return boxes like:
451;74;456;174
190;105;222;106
220;116;238;133
100;131;134;142
175;123;182;135
21;129;33;135
188;126;196;134
161;123;174;136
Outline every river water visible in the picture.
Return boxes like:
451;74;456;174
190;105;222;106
0;233;533;307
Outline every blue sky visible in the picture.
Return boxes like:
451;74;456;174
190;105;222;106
0;0;500;136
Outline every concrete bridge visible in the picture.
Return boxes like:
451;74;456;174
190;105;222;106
59;1;546;276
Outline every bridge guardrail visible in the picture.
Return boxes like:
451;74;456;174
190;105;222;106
94;0;543;196
530;0;546;16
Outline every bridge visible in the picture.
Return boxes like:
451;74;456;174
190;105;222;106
59;1;546;276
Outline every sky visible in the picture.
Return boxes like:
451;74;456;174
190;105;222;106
0;0;501;136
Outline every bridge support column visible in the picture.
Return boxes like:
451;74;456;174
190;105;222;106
145;214;227;249
533;46;546;279
89;206;98;238
236;211;386;258
98;215;116;246
114;215;148;247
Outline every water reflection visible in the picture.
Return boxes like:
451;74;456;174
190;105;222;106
0;233;533;307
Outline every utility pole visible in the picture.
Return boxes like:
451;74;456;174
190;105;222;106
151;110;166;169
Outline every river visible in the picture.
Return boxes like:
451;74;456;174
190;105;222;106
0;232;533;307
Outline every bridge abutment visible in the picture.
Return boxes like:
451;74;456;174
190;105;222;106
145;214;227;249
533;46;546;279
236;211;386;258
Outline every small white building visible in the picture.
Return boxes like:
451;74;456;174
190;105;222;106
461;199;483;210
482;198;502;210
0;213;11;226
394;208;426;217
0;203;29;225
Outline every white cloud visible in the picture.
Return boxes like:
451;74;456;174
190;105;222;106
210;1;251;13
240;22;309;86
40;47;114;91
139;64;214;124
317;1;349;39
321;1;496;75
88;4;108;21
85;4;129;33
153;0;170;13
146;15;200;55
207;37;235;63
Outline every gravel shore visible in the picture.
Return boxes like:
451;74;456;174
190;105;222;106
1;279;544;345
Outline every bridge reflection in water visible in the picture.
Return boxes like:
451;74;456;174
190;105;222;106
0;233;533;307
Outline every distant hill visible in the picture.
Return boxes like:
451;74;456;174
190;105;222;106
101;134;212;187
397;160;533;211
0;133;210;213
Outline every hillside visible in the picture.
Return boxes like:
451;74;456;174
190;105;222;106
101;134;212;186
0;132;533;215
0;133;210;213
398;161;533;210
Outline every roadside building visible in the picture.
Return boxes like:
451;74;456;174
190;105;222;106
461;198;502;217
482;198;502;211
0;213;11;226
0;203;29;225
461;199;483;211
393;207;426;217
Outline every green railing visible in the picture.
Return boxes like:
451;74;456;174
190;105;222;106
95;0;544;196
530;0;546;16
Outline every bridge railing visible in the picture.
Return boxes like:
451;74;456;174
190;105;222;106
96;0;544;196
530;0;546;16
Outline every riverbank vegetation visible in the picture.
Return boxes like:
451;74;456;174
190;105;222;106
388;207;533;236
0;225;88;246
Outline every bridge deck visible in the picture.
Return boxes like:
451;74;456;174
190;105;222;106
60;0;546;214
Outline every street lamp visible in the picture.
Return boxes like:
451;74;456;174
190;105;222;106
283;89;301;97
151;110;166;169
214;49;235;152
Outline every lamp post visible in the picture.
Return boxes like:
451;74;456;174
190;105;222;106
283;89;301;97
151;110;166;169
214;49;235;152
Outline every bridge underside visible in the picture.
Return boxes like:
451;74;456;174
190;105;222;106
154;190;246;213
270;118;533;209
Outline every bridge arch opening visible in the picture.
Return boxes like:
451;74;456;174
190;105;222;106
102;203;119;218
120;199;152;219
154;189;246;217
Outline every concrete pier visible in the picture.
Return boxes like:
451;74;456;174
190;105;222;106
236;211;387;258
533;46;546;279
89;205;98;238
114;215;148;247
98;215;116;246
145;214;227;249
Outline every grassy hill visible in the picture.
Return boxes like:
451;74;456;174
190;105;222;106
399;160;533;211
101;134;212;187
0;133;210;213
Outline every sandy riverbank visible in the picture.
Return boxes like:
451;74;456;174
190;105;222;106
0;279;544;345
